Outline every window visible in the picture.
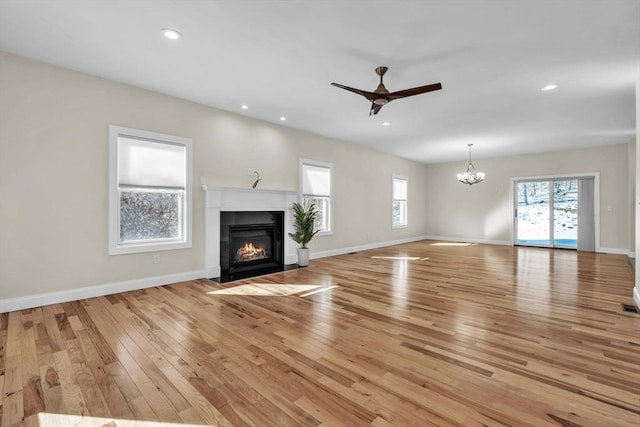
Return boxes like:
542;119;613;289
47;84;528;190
300;159;332;234
392;175;408;227
109;125;192;254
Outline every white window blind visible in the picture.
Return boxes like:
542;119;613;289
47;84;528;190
300;159;332;234
118;137;186;189
393;178;407;201
302;164;331;197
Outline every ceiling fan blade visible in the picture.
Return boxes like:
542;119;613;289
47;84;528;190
369;102;384;116
331;82;378;102
388;83;442;100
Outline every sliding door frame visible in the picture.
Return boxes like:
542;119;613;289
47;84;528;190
509;172;600;250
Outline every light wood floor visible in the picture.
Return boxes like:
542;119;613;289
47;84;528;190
1;241;639;426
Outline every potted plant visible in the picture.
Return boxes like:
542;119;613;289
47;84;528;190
288;201;319;267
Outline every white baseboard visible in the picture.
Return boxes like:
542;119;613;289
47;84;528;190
285;255;298;265
0;270;205;314
597;247;633;256
309;235;432;260
634;287;640;310
204;266;221;279
422;235;512;246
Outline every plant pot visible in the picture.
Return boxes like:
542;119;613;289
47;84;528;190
297;248;310;267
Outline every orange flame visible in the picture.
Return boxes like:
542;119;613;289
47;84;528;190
238;242;266;261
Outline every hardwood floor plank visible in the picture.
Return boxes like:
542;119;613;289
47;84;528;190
2;312;23;427
51;348;86;417
1;357;23;427
0;375;4;424
104;361;139;405
37;362;67;422
40;306;64;354
34;307;67;421
177;406;207;425
20;312;43;420
0;314;7;377
127;395;158;422
62;337;112;418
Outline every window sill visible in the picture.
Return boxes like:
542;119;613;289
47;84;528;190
109;240;191;255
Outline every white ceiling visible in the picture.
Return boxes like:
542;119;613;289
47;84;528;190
0;0;638;164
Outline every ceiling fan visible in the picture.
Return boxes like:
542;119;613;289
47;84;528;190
331;66;442;116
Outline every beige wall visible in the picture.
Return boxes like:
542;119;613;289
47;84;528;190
424;144;632;250
0;52;430;300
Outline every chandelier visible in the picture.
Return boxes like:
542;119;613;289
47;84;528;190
457;144;485;185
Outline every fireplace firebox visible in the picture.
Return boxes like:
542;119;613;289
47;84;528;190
220;211;284;282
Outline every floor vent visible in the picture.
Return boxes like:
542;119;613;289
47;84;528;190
621;303;639;314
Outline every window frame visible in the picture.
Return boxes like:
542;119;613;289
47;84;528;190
392;174;408;228
109;125;193;255
299;158;333;236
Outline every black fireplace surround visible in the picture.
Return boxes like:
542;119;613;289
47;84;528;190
219;211;284;282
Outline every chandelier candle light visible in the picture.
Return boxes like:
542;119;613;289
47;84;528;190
457;144;485;185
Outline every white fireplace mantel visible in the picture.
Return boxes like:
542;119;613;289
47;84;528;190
203;186;298;278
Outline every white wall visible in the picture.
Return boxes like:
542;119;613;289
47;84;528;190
0;52;430;303
424;144;632;251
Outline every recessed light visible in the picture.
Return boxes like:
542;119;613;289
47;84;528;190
162;28;182;40
541;84;558;91
279;116;287;121
382;121;391;126
241;105;248;110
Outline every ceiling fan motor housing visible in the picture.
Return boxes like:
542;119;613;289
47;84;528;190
374;83;390;105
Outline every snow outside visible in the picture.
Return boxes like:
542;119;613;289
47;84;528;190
517;180;578;247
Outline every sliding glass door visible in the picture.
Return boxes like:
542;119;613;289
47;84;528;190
552;180;579;247
515;179;578;248
516;181;552;246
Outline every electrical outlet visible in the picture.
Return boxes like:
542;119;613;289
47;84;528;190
153;253;160;264
247;168;255;176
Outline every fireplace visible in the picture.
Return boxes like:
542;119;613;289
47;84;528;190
203;186;297;279
220;211;284;282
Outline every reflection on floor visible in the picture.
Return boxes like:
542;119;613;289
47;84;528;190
208;283;336;297
517;238;578;247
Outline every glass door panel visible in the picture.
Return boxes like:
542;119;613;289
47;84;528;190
553;180;578;248
516;181;551;246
